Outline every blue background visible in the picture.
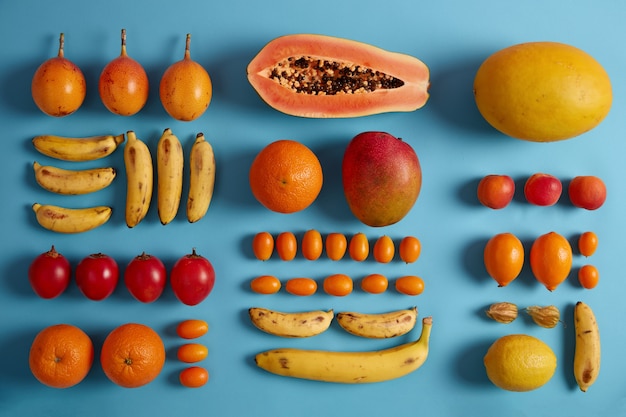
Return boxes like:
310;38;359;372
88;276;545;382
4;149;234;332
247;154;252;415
1;1;624;416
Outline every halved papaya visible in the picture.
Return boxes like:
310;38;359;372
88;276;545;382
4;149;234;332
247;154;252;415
247;34;430;118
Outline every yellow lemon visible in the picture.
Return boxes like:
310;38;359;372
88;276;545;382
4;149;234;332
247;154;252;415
474;42;612;142
484;334;556;391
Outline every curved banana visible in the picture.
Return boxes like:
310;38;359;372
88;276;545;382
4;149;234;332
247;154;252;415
32;203;112;233
186;132;215;223
574;301;600;392
255;316;433;383
156;128;183;225
336;307;417;338
32;133;125;161
33;161;116;195
124;130;153;228
249;307;334;338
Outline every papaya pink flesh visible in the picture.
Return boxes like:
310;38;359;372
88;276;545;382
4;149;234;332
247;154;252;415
247;34;430;118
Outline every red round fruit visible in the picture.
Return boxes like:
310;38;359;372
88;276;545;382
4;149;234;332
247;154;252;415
477;174;515;209
524;173;562;206
75;253;119;301
124;252;167;303
28;246;71;299
568;175;606;210
170;248;215;306
342;132;422;227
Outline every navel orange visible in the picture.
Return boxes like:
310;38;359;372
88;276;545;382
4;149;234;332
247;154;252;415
29;323;94;388
100;323;165;388
249;140;323;213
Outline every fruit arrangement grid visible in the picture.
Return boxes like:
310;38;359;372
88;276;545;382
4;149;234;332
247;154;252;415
1;0;625;417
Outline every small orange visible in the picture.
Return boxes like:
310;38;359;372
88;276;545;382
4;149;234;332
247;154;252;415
348;232;369;261
252;232;274;261
395;275;425;296
180;366;209;388
323;274;353;296
250;275;281;294
176;319;209;339
484;233;524;287
29;324;93;388
578;231;598;257
325;233;347;261
399;236;421;263
360;273;388;294
373;236;395;263
177;343;208;363
276;232;297;261
100;323;165;388
530;231;573;291
301;229;323;260
578;265;599;289
285;277;317;296
249;140;323;213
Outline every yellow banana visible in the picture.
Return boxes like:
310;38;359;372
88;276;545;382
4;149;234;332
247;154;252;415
124;130;153;228
32;203;112;233
574;301;601;392
336;307;417;338
186;132;215;223
156;128;184;225
32;133;125;161
249;307;334;338
255;316;433;383
33;161;116;195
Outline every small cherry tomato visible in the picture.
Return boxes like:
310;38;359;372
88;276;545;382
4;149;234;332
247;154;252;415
170;248;215;306
177;343;208;363
360;273;388;294
325;233;347;261
323;274;353;296
250;275;281;294
395;275;425;296
276;232;297;261
28;245;71;299
75;253;119;301
348;232;369;261
179;366;209;388
252;232;274;261
285;277;317;296
578;265;599;289
373;236;395;263
124;252;167;303
301;229;323;260
578;231;598;257
399;236;421;264
176;319;209;339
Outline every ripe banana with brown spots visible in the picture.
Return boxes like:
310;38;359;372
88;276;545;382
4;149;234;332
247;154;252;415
249;307;334;338
124;130;153;228
574;301;600;392
32;133;125;161
156;128;184;225
186;132;215;223
336;307;417;338
33;161;116;195
32;203;112;233
255;316;433;383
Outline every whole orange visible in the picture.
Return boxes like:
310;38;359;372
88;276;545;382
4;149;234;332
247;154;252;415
29;324;94;388
249;140;323;213
100;323;165;388
530;231;572;291
484;233;524;287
